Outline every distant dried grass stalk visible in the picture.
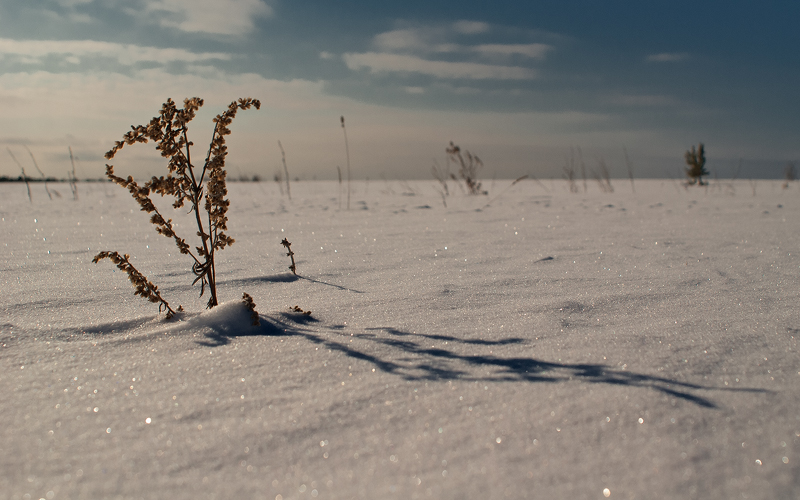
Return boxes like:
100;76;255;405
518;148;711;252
563;154;579;194
7;148;32;202
93;251;178;319
783;162;795;189
278;140;291;200
97;97;260;313
341;116;351;210
68;146;79;200
592;160;614;193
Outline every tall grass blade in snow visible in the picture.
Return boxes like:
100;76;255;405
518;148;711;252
68;146;79;200
337;166;343;210
24;146;52;200
341;116;351;210
7;148;32;202
623;147;635;194
783;162;795;189
431;158;450;207
278;140;291;200
96;97;260;312
592;160;614;193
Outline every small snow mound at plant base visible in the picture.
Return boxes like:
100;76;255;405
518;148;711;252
162;299;262;337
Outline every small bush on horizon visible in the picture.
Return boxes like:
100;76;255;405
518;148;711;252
446;142;487;195
93;97;261;317
684;143;709;186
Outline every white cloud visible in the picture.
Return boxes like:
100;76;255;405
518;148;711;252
646;52;689;63
452;20;490;35
144;0;272;35
342;52;537;80
0;38;231;66
474;43;552;60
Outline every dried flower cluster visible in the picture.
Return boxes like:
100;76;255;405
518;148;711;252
242;293;260;326
96;97;260;314
290;305;312;316
93;251;178;319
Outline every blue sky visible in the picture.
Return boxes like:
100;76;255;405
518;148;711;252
0;0;797;180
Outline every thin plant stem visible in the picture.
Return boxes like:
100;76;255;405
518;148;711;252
278;140;291;200
7;148;31;202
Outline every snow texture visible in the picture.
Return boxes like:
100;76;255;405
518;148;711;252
1;179;799;499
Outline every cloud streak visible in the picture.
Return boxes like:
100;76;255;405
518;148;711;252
342;52;538;80
143;0;272;35
0;38;231;66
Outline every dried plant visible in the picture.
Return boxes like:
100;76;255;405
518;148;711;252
562;155;579;194
290;305;312;316
576;147;588;193
242;293;260;326
96;97;260;313
684;143;708;186
447;141;486;195
281;238;297;275
93;251;178;319
592;160;614;193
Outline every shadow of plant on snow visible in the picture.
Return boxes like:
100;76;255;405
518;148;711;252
195;314;768;410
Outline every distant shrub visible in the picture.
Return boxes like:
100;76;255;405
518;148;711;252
447;141;487;195
94;97;260;316
684;143;709;186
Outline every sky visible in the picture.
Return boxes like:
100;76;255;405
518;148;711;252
0;0;797;181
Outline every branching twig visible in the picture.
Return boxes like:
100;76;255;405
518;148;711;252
92;251;178;319
101;97;260;311
281;238;297;275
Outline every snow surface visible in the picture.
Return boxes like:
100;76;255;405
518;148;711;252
1;178;799;499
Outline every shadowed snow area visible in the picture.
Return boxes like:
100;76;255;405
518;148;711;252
1;179;799;499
